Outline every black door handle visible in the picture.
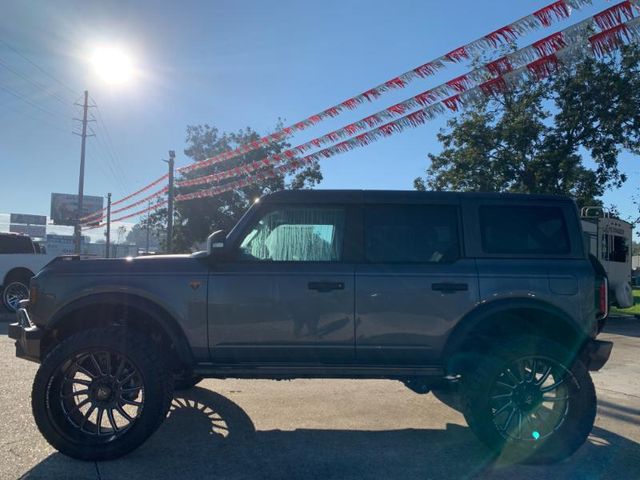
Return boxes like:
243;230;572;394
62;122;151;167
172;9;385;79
432;282;468;293
308;281;345;292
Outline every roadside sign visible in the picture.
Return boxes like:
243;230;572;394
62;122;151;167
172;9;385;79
10;213;47;225
50;193;103;226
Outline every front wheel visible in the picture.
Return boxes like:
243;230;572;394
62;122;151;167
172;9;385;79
462;337;596;464
32;328;174;461
2;279;30;312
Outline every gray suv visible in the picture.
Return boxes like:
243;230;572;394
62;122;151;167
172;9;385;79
9;190;612;463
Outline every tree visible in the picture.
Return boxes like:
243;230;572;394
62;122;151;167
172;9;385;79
150;123;322;252
415;45;640;207
126;223;161;252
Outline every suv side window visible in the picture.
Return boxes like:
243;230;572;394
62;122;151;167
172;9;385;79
238;206;346;262
0;234;35;253
479;205;570;255
364;204;460;263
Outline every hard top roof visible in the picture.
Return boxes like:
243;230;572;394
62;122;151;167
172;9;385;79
260;189;574;204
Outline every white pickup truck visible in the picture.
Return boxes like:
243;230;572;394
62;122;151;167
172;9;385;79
0;233;55;312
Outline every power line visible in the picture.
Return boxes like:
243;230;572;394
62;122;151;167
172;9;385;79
0;96;70;134
0;39;78;96
0;83;67;120
0;56;74;108
90;97;131;191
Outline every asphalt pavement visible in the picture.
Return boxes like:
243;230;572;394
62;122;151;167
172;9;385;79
0;312;638;480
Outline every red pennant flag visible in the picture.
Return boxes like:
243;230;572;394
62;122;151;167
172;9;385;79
594;1;634;30
443;95;462;111
527;54;559;80
533;32;566;56
486;56;513;76
480;76;508;96
534;1;570;27
486;25;518;47
447;74;471;93
446;46;468;62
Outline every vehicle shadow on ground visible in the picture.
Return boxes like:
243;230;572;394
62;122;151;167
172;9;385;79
20;387;640;480
603;316;640;338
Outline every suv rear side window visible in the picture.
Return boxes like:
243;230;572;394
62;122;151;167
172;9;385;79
479;205;570;255
0;235;35;253
364;205;460;263
239;207;345;262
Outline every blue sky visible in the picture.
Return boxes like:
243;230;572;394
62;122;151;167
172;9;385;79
0;0;638;240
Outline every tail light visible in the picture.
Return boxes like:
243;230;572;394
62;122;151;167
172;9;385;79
597;277;608;320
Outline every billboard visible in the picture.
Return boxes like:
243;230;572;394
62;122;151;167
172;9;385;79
10;224;47;238
10;213;47;225
50;193;103;226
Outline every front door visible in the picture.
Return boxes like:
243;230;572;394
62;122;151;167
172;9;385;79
208;204;356;363
355;203;479;365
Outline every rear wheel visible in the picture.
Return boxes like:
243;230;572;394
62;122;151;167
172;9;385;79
32;328;173;461
461;337;596;464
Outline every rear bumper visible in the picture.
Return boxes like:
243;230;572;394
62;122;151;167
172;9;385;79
582;339;613;371
8;305;42;363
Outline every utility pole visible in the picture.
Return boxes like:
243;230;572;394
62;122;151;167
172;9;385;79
164;150;175;253
146;200;151;254
105;193;112;258
74;90;90;254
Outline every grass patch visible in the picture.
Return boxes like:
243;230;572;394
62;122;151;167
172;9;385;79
611;288;640;316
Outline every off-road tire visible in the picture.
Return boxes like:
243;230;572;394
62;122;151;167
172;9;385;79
461;336;596;464
32;327;173;461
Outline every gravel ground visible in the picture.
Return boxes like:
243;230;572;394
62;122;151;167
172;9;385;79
0;313;638;480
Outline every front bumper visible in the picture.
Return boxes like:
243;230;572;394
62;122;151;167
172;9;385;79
583;339;613;371
8;304;43;363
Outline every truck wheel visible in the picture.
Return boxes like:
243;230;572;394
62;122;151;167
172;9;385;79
174;373;203;391
32;327;173;461
461;337;596;464
2;278;30;312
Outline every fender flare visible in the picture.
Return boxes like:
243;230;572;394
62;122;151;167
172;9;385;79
443;297;586;360
48;292;194;366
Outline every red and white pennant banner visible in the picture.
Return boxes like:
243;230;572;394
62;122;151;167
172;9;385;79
80;186;168;225
177;0;595;175
82;199;168;230
177;2;639;190
175;16;640;203
79;173;169;223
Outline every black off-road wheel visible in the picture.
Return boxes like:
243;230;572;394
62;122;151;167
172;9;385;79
461;336;596;464
32;328;174;461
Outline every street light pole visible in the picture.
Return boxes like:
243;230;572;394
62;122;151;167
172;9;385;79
74;90;90;254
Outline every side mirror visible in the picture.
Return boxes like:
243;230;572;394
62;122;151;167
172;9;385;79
207;230;227;255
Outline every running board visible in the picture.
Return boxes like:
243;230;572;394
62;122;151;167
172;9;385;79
193;363;445;380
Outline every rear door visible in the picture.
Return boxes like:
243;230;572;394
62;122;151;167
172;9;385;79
208;203;357;363
355;200;479;365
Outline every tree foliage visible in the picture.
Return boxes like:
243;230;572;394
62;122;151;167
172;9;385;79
150;123;322;252
415;45;640;206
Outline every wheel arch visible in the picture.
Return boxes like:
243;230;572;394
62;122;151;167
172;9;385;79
3;267;34;285
42;292;194;370
443;298;587;371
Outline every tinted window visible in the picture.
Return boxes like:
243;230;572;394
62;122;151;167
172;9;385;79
604;235;628;263
364;205;459;263
0;235;35;254
480;206;570;255
239;207;345;262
